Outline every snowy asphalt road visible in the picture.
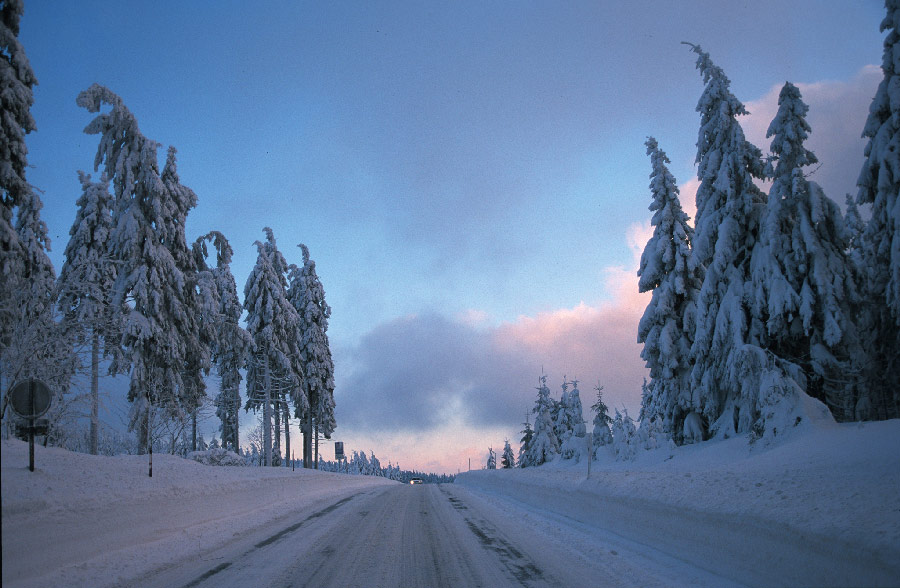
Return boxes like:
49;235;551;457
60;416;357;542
141;484;548;588
136;483;736;588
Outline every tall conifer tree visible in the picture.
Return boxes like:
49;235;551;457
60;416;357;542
752;83;862;420
244;228;304;466
637;137;699;441
683;44;771;438
855;0;900;419
58;173;117;454
287;244;335;467
193;231;250;451
78;85;210;452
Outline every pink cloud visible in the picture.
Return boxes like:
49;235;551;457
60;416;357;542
336;221;654;473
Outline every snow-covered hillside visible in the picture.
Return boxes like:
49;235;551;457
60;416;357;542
458;418;900;586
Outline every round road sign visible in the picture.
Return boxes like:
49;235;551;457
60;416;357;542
8;379;52;419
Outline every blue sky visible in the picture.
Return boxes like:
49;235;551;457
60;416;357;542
21;1;886;472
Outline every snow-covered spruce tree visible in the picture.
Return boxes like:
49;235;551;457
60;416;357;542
193;231;251;451
560;379;587;460
525;375;559;466
855;0;900;419
486;447;497;469
77;85;212;452
287;244;335;468
0;0;36;351
57;173;117;454
517;415;534;467
5;180;74;398
157;147;217;452
501;439;515;468
0;1;73;405
637;138;699;443
551;379;573;454
751;82;863;421
684;44;785;440
244;228;304;466
611;408;637;461
590;382;613;455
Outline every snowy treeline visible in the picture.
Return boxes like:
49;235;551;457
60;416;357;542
636;15;899;447
0;3;335;467
510;375;598;467
505;2;900;466
316;449;455;484
506;374;694;467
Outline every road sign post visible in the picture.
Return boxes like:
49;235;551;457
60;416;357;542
8;379;53;472
586;433;593;480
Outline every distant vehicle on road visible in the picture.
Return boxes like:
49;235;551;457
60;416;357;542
409;478;423;485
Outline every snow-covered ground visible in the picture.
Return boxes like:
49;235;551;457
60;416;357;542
1;442;395;587
457;417;900;586
3;417;899;587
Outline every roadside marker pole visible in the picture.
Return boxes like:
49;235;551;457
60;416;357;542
586;433;593;480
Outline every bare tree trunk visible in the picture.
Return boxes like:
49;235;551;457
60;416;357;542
303;410;313;469
90;329;99;455
138;403;149;454
274;395;282;465
192;410;197;452
314;420;319;469
263;354;272;467
283;401;291;468
233;386;240;452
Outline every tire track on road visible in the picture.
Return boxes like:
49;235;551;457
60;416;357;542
176;493;361;588
439;486;551;587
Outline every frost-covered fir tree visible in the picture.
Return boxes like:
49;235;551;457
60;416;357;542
590;382;613;455
552;379;573;453
559;380;587;460
501;439;515;468
0;0;36;339
611;408;637;461
683;44;777;439
637;138;699;442
486;447;496;470
244;228;304;466
57;173;117;454
193;231;251;451
6;178;72;396
517;415;534;468
751;82;862;421
78;85;213;452
525;375;559;466
287;244;335;467
855;0;900;419
160;147;217;438
0;1;72;401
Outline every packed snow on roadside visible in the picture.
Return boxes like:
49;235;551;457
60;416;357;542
457;415;900;586
1;441;395;587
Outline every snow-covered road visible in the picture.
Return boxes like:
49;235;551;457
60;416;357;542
4;418;900;588
134;483;740;588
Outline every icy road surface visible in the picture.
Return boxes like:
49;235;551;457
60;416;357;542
136;484;735;588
